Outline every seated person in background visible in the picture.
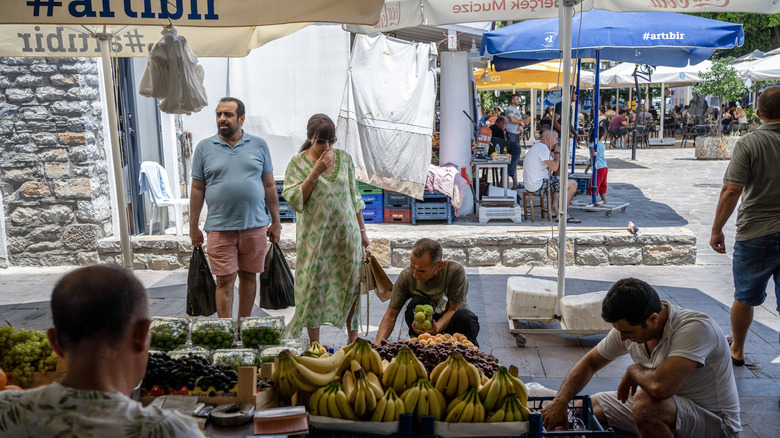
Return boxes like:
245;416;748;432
375;238;480;347
637;105;653;123
721;103;736;134
489;116;522;189
541;278;740;438
0;265;204;438
608;109;630;146
480;109;492;126
523;129;580;223
605;106;616;122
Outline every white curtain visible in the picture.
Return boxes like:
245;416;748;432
336;34;436;199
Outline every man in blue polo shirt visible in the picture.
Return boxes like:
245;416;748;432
190;97;281;321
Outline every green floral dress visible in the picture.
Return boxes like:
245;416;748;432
282;148;365;336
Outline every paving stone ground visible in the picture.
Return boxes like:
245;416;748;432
1;145;778;436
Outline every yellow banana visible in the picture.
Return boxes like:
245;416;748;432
327;390;343;419
430;358;449;382
480;370;489;386
427;386;444;420
496;373;509;404
293;347;346;373
289;367;320;393
402;385;420;414
383;393;396;422
309;385;328;416
342;370;356;398
474;400;485;423
459;399;474;423
504;406;514;422
317;385;331;416
483;375;502;411
395;398;406;421
478;377;493;403
368;347;383;377
410;355;428;380
393;360;407;395
456;361;470;397
291;357;340;387
445;399;466;422
336;387;359;420
366;372;383;397
445;361;461;398
354;387;367;417
465;361;481;388
382;360;398;388
508;374;529;406
434;364;452;394
370;395;387;422
518;403;531;421
364;380;378;413
416;389;430;422
487;407;505;422
405;362;417;389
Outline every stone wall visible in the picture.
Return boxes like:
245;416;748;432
0;57;110;266
695;135;739;160
96;227;696;270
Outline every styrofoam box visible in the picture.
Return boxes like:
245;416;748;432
506;277;558;319
560;291;613;331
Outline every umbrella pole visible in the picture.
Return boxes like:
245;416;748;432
660;83;665;140
97;33;134;272
557;3;574;313
571;58;582;175
531;88;537;140
592;50;600;205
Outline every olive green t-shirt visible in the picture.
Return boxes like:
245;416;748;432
388;261;469;311
723;121;780;241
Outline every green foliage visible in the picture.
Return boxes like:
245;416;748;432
745;106;760;125
692;13;780;58
693;58;745;106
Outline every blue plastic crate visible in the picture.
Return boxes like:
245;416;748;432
362;205;384;223
412;199;452;225
423;189;448;200
569;173;592;194
356;181;383;194
275;179;284;193
278;201;296;223
383;191;412;209
361;193;383;208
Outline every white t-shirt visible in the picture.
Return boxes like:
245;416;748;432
522;142;552;192
596;302;741;435
506;105;522;134
0;382;205;438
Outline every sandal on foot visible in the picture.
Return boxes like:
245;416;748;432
566;216;582;224
726;336;745;366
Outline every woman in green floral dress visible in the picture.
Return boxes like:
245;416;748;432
282;114;370;345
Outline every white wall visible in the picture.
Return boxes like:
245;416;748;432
182;24;351;180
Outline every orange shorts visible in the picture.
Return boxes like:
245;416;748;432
205;226;268;276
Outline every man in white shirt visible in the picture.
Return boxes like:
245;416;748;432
522;129;580;223
541;278;741;438
505;93;525;145
0;265;204;438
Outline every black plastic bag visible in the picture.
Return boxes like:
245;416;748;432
259;243;295;310
186;246;217;316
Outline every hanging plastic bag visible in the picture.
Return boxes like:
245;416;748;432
259;243;295;310
186;246;217;316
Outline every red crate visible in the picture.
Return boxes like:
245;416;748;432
383;208;411;224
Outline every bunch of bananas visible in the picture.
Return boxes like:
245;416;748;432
349;365;385;418
301;341;328;358
369;388;406;422
272;350;340;397
429;352;481;399
478;366;528;411
293;344;349;374
400;378;446;422
444;387;485;422
348;339;384;377
309;381;359;419
382;346;428;395
487;394;531;422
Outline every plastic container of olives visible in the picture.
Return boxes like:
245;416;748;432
149;317;189;351
240;316;285;348
212;348;259;370
259;344;305;363
169;346;212;362
190;318;236;350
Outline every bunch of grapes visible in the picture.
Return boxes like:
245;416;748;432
0;325;59;388
143;352;238;395
374;340;501;377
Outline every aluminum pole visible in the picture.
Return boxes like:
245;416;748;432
98;34;133;272
592;50;600;205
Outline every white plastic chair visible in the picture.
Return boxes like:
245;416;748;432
138;161;188;235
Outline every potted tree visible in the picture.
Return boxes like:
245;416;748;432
692;58;746;160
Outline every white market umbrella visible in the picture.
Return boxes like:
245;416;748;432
0;0;385;271
600;61;712;88
736;54;780;82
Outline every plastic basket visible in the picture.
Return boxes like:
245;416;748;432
569;173;591;194
362;205;384;223
357;181;383;194
383;191;413;209
412;200;452;225
279;201;297;223
275;179;284;193
362;193;383;208
423;189;448;200
478;205;523;224
309;413;414;438
384;208;412;224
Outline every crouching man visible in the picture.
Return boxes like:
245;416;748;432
541;278;740;437
374;238;480;347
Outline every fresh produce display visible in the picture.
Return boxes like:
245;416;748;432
191;318;236;350
240;316;284;348
429;352;482;399
143;352;238;395
348;364;384;418
169;346;212;362
412;303;434;331
399;379;446;422
212;349;258;370
273;349;340;397
0;325;58;388
260;344;304;364
409;332;476;349
478;366;528;411
487;394;531;422
382;346;427;395
376;340;500;377
302;341;328;357
444;387;485;422
370;387;405;422
308;381;358;420
149;317;189;351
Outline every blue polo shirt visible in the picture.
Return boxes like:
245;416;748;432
192;132;274;231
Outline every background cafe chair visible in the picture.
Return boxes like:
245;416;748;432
139;161;188;235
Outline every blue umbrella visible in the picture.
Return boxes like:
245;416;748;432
481;9;744;69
